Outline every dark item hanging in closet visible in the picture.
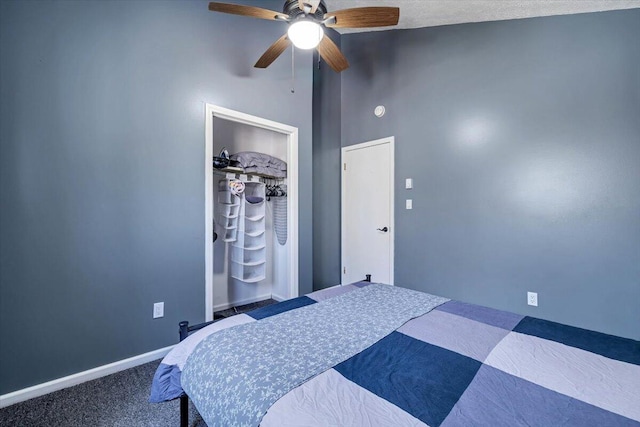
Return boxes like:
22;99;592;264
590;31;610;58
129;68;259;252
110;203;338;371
265;184;287;201
270;183;288;245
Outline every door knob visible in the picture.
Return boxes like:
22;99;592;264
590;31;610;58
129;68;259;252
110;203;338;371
377;227;389;232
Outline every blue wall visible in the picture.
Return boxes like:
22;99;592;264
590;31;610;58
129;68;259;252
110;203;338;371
0;0;314;394
312;30;342;290
336;10;640;339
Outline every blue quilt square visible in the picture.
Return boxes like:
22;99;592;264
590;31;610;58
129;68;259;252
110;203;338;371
514;317;640;365
335;331;482;427
246;296;316;320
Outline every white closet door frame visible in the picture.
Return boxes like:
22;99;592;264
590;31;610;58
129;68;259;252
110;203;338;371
204;104;299;322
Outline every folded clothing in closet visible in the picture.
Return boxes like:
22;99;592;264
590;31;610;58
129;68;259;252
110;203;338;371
230;151;287;178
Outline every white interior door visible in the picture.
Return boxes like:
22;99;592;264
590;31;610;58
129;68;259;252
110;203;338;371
341;137;394;285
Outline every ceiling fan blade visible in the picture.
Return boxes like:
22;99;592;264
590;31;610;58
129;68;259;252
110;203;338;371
254;34;291;68
317;36;349;72
208;2;288;21
298;0;321;14
309;0;321;13
324;7;400;28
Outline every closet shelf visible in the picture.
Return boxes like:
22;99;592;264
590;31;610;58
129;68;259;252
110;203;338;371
220;213;239;219
231;245;266;265
245;213;265;221
231;275;265;284
239;232;265;248
214;167;285;181
231;261;266;283
231;259;266;267
231;244;266;251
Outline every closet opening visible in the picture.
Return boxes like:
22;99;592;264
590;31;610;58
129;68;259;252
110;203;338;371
204;104;299;322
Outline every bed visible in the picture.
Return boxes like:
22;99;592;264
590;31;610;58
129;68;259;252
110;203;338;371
150;280;640;427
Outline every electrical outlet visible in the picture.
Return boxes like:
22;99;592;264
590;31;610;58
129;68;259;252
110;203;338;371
527;292;538;307
153;302;164;319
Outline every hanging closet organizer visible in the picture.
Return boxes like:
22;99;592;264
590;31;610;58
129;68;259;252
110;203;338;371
228;181;267;283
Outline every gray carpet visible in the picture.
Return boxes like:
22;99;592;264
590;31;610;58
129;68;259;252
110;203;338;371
213;298;277;320
0;360;205;427
1;298;277;426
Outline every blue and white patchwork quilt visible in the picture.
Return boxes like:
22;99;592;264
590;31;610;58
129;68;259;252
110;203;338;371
150;283;640;426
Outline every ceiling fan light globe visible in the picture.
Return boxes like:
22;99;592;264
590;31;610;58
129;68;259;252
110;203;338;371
287;20;324;49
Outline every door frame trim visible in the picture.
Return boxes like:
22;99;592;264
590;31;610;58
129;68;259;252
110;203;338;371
341;136;395;286
205;104;299;322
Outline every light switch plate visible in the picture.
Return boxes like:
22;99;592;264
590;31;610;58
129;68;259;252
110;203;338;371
405;178;413;189
406;199;413;210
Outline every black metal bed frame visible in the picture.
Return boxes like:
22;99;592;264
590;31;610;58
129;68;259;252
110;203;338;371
176;274;372;427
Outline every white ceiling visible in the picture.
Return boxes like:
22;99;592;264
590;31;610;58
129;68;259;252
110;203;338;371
327;0;640;33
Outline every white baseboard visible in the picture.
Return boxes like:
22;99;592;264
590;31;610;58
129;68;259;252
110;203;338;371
212;293;273;312
271;293;287;302
0;345;174;409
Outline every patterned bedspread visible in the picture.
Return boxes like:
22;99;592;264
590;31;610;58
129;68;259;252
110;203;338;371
150;283;640;426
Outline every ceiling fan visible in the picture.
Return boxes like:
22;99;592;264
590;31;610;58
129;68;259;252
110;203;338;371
208;0;400;72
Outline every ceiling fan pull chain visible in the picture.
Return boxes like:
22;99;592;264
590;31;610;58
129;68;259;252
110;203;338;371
291;46;295;94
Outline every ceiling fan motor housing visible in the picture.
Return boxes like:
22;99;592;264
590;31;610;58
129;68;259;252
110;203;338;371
283;0;327;21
